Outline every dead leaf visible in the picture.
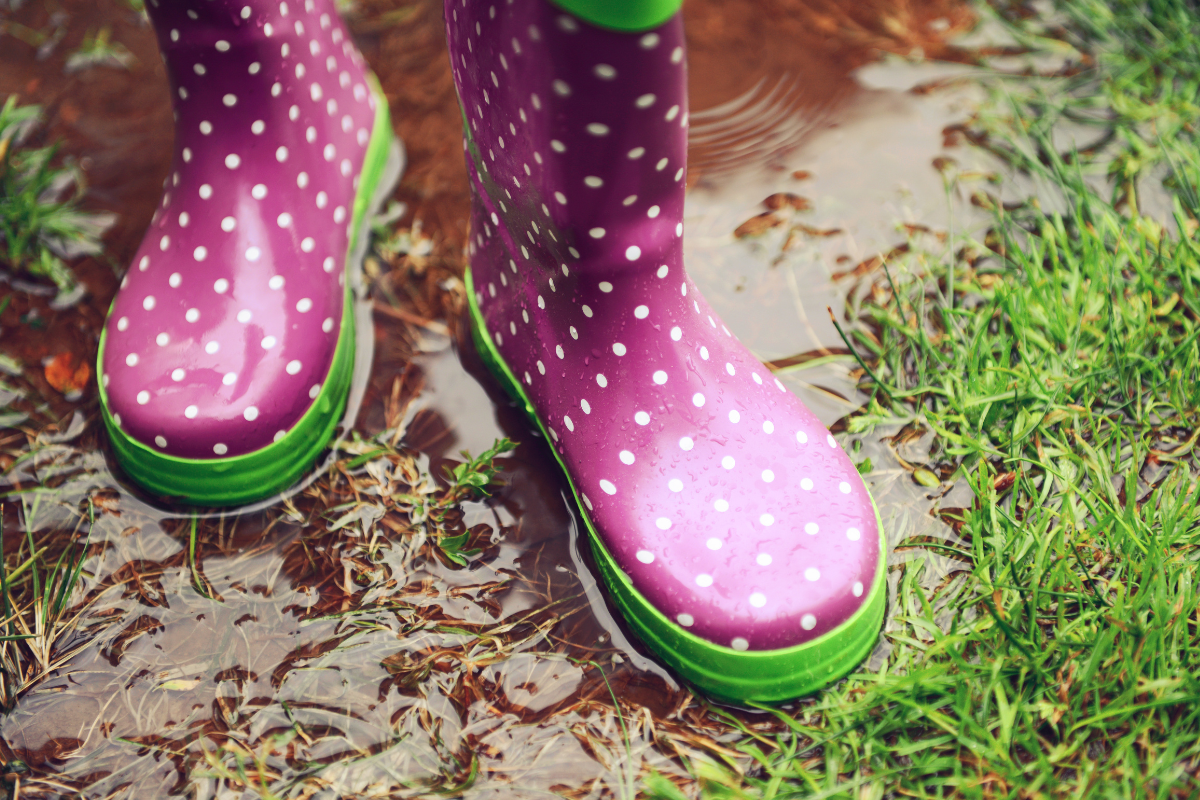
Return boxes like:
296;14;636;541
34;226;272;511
44;352;90;395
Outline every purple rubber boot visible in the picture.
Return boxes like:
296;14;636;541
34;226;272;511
97;0;402;505
447;0;885;703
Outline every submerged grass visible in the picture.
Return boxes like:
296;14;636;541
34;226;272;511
692;0;1200;797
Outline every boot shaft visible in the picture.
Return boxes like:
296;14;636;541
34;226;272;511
445;0;689;275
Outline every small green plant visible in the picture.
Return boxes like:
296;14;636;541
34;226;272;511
64;28;136;73
0;95;112;304
394;437;516;565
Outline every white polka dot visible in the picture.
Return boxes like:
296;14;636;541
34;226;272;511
726;363;736;376
537;360;546;374
117;316;129;331
274;430;287;443
670;326;682;341
205;341;219;354
275;145;288;163
251;119;265;134
671;46;683;63
656;517;671;530
647;205;661;218
584;176;603;188
714;499;729;512
222;372;237;386
269;275;284;290
676;222;683;236
199;119;212;133
731;637;749;651
193;246;207;262
657;266;669;280
309;384;321;399
596;374;607;388
156;332;169;346
553;79;571;96
692;393;705;407
653;370;667;384
853;582;864;597
749;593;766;608
721;456;735;470
640;32;659;48
136;390;149;405
619;450;635;465
796;431;809;444
554;191;567;204
762;469;775;483
634;411;650;426
656;157;669;171
668;478;683;492
805;568;821;582
840;481;852;494
322;318;334;333
296;298;312;312
143;295;156;310
600;479;617;495
827;434;837;447
154;435;168;448
625;246;641;261
679;436;694;450
556;344;565;359
171;368;185;381
613;343;627;356
699;346;709;360
728;410;741;424
551;139;566;153
262;336;277;349
124;353;138;368
636;93;656;108
801;615;816;630
186;308;199;323
277;212;292;228
221;217;236;232
636;550;654;564
707;538;722;550
225;153;241;169
594;63;616;79
159;235;170;251
582;305;593;317
801;478;814;490
252;184;267;199
563;415;574;431
214;278;229;293
185;405;198;419
581;399;591;414
695;574;713;588
677;614;694;627
587;123;609;136
244;406;259;421
847;527;861;541
214;443;228;455
246;246;261;262
756;553;772;566
759;513;774;526
805;522;819;535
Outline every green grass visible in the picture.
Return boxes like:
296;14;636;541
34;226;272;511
0;95;111;304
664;1;1200;797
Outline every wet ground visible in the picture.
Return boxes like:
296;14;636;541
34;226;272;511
0;0;1006;795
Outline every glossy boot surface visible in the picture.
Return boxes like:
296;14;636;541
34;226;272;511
98;0;401;505
447;0;885;703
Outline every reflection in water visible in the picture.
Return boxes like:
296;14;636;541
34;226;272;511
0;0;1000;795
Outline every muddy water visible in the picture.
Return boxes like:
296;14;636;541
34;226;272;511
1;0;994;795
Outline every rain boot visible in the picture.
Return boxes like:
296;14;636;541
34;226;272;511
97;0;403;505
445;0;885;703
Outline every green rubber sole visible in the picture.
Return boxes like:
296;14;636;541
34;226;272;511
96;77;400;507
464;268;887;704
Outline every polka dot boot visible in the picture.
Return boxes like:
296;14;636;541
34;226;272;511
97;0;403;505
447;0;886;703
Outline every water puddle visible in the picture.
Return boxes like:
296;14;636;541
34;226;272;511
0;0;1043;795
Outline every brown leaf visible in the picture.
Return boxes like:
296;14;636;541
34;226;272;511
44;352;91;395
733;211;785;238
763;192;811;211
